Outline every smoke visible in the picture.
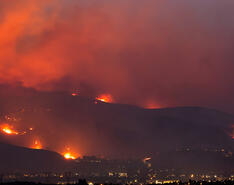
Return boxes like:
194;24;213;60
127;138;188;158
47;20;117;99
0;0;234;113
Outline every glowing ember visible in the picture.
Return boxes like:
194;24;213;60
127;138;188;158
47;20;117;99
96;94;113;103
0;124;19;135
32;140;42;149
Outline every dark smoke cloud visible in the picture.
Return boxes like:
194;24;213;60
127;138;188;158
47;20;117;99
0;0;234;113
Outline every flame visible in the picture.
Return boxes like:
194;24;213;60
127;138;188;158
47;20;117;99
96;94;113;103
63;147;77;160
0;124;19;135
64;152;76;160
0;124;28;136
32;140;42;149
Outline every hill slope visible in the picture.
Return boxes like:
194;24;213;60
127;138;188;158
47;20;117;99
0;143;70;172
0;86;233;159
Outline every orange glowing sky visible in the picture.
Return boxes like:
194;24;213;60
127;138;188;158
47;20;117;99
0;1;233;113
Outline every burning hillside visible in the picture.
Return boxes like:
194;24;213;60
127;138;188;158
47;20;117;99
0;87;233;159
96;94;114;103
0;124;19;135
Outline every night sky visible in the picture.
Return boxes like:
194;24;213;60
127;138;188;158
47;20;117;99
0;0;234;113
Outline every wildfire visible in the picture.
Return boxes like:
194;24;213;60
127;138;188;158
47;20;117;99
63;147;77;160
0;124;19;135
64;153;76;160
96;94;113;103
32;140;42;149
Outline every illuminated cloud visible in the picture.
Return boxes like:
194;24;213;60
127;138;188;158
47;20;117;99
0;0;234;112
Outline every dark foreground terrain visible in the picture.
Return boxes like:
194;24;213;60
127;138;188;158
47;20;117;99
0;179;234;185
